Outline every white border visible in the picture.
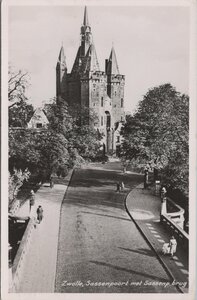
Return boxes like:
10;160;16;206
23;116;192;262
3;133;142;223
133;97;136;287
1;0;196;300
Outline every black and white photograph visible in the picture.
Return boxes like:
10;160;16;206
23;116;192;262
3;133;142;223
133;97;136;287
1;0;196;298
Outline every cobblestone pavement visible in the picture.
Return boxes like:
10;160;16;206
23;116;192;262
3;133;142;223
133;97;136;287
55;167;178;293
126;183;189;293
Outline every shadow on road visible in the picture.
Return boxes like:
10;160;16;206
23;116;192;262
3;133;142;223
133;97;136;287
89;260;169;282
81;211;131;222
118;246;156;257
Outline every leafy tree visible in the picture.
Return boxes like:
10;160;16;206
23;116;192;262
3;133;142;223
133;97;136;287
8;66;34;127
9;128;70;179
9;168;30;206
121;84;189;196
45;99;102;161
8;66;29;107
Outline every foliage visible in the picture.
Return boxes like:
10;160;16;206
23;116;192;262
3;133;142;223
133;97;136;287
120;84;189;196
45;99;102;161
9;66;34;127
9;128;70;178
9;100;34;127
9;168;30;205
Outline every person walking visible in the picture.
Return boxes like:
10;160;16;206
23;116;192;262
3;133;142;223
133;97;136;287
120;181;125;192
50;176;54;188
161;186;167;202
36;205;44;224
169;235;177;257
144;168;149;189
29;190;35;213
116;182;120;193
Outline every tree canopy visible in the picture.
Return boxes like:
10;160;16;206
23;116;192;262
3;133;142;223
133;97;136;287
121;83;189;196
8;66;34;127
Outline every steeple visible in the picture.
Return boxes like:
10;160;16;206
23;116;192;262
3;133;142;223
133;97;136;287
83;6;89;26
80;6;92;57
106;46;120;75
57;46;67;70
56;45;67;101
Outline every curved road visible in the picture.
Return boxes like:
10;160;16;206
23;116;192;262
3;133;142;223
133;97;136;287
55;166;178;293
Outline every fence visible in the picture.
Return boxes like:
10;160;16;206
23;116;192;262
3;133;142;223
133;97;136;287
160;196;189;252
160;213;189;251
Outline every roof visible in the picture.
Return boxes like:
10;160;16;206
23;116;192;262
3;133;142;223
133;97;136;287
106;46;120;75
71;43;100;74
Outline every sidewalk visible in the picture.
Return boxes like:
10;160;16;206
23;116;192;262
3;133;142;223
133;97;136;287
125;183;189;293
16;170;73;293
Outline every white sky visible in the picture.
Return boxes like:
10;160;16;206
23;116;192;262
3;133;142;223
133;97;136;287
8;4;190;113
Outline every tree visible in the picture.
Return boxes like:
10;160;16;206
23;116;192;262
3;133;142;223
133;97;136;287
121;84;189;195
9;128;70;179
9;169;30;206
45;99;102;161
8;66;34;127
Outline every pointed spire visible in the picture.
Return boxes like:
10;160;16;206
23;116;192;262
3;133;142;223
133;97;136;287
107;46;120;75
86;44;100;72
57;45;67;68
83;6;89;26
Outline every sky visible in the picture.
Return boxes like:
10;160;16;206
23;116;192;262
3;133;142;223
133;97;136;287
8;4;190;113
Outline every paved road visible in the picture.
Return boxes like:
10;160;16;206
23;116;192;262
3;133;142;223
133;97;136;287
55;167;178;293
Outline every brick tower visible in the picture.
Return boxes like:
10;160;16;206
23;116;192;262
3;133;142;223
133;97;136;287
56;6;125;155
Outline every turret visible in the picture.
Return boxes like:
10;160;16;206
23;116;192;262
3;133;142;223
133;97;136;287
56;46;67;102
105;46;119;75
80;6;92;57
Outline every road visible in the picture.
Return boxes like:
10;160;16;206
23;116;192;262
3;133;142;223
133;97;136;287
55;165;178;293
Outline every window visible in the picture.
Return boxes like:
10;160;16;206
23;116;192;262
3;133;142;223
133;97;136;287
101;97;103;107
101;116;104;126
115;91;117;96
121;98;124;107
36;123;42;128
117;136;120;143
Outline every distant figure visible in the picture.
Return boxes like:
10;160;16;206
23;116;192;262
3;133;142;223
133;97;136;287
162;242;170;255
120;181;125;192
36;205;44;224
169;236;177;257
29;190;35;212
161;186;167;201
116;182;120;193
50;176;54;188
144;169;149;189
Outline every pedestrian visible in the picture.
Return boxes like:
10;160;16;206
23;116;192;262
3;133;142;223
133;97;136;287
144;168;149;189
36;205;44;224
169;235;177;257
162;242;170;255
116;182;120;192
50;176;54;188
161;186;167;202
29;190;35;212
120;181;125;192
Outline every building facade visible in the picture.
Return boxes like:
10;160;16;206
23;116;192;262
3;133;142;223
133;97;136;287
56;7;125;155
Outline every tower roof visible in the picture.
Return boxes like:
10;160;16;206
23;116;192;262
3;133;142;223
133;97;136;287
57;46;67;68
107;46;120;75
83;6;89;26
86;44;100;72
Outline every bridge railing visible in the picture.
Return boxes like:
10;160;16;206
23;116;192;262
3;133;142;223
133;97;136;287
160;213;189;251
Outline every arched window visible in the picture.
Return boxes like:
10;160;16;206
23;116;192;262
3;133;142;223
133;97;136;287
101;116;104;126
101;97;103;107
121;98;123;107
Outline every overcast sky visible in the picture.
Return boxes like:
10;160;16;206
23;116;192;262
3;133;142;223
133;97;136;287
8;5;190;113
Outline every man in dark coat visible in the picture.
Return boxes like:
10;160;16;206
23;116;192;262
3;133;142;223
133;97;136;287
36;205;44;224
